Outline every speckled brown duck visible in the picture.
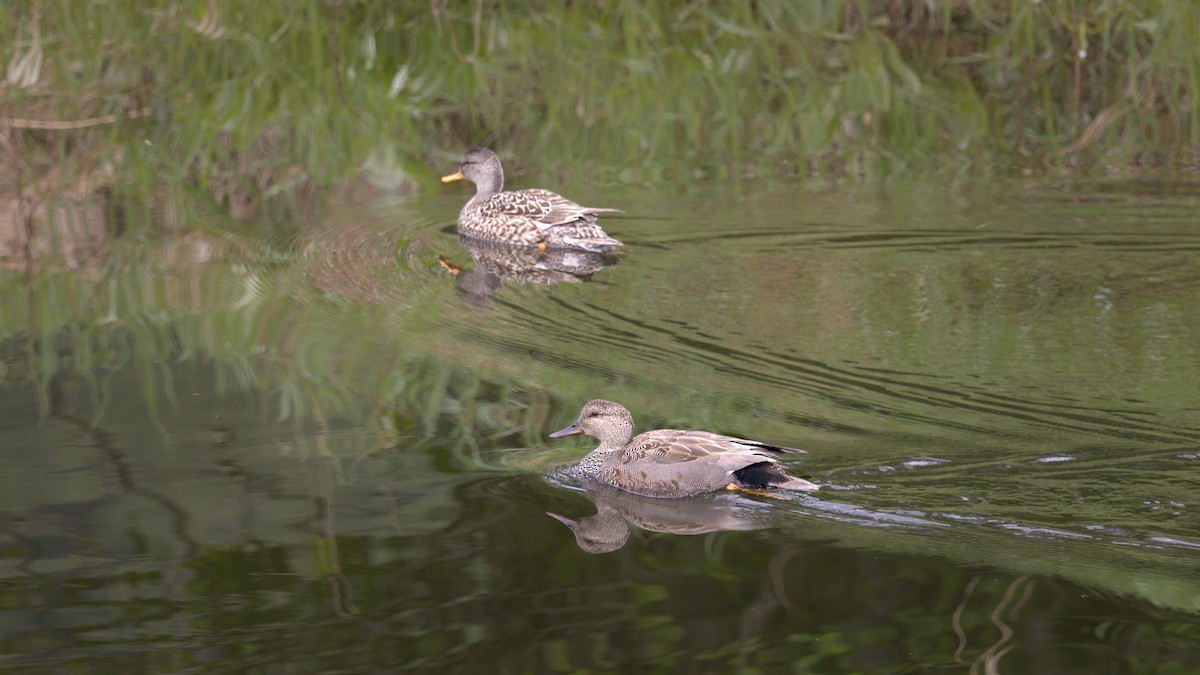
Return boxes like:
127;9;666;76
441;148;623;252
549;399;820;498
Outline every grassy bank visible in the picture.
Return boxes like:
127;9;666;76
2;1;1199;208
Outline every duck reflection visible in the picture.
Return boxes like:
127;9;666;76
548;481;769;554
438;235;618;306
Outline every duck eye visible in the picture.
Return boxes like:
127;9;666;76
589;412;600;418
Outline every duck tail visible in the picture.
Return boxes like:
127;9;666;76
775;475;820;491
561;234;623;252
733;462;820;491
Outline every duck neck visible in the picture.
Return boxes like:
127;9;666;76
578;437;630;477
472;167;504;200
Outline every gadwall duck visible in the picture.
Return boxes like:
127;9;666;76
549;399;820;498
441;148;623;252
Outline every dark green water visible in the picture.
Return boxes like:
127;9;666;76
2;177;1199;672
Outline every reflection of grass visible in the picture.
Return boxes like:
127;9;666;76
3;1;1199;213
0;227;569;465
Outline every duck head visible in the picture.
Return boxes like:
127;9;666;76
549;399;636;447
441;147;504;195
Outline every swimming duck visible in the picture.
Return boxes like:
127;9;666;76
549;399;820;498
441;148;623;252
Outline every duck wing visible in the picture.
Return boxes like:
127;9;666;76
628;430;806;464
610;430;806;496
470;190;622;252
516;189;621;229
479;190;554;219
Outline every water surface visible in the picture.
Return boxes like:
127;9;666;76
1;176;1199;672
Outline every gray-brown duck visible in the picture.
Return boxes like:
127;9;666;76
549;399;820;498
441;148;623;252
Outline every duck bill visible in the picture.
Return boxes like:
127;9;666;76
548;421;584;438
440;171;464;183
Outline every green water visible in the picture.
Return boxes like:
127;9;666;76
1;177;1199;672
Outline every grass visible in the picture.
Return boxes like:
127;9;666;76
2;0;1199;215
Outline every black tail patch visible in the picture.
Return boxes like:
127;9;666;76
732;462;789;489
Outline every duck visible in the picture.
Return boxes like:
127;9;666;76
549;399;820;498
441;148;623;252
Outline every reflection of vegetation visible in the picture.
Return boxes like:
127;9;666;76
4;1;1200;217
9;512;1198;671
0;225;569;464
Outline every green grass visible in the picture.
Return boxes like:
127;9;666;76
2;1;1199;212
